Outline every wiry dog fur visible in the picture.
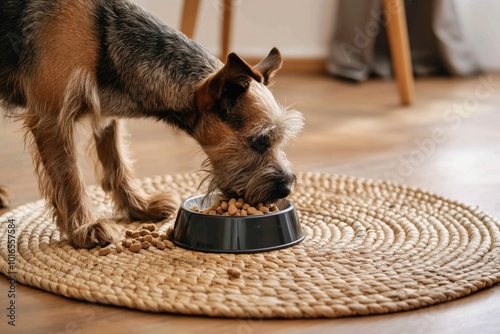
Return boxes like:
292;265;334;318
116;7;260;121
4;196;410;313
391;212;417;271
0;0;303;248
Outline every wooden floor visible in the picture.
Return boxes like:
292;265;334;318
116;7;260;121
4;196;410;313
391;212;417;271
1;73;499;334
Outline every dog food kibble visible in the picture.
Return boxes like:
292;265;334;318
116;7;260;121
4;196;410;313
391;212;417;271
259;206;270;214
122;239;133;247
98;247;112;256
247;207;261;215
129;243;142;252
227;268;242;278
118;225;177;253
142;223;156;232
228;204;238;215
189;198;280;216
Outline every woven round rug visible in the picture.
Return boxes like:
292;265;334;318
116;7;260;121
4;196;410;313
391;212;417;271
1;172;499;318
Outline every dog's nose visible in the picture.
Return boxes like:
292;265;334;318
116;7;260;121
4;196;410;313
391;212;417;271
277;182;291;198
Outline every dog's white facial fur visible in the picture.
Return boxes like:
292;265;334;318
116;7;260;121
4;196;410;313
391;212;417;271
247;81;304;146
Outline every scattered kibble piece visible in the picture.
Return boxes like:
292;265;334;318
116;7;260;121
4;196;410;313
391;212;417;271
227;268;242;278
129;243;142;252
122;239;133;247
118;223;179;253
98;247;111;256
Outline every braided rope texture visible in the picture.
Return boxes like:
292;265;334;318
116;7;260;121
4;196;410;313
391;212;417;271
1;172;499;318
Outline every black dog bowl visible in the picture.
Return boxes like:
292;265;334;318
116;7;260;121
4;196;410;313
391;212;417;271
171;195;305;253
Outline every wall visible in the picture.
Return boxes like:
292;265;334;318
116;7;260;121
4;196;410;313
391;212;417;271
135;0;337;58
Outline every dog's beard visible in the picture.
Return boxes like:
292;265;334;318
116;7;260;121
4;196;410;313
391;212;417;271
199;157;285;205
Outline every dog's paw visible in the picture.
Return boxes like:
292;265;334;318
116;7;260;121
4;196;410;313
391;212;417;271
70;219;121;249
129;192;179;222
0;186;10;208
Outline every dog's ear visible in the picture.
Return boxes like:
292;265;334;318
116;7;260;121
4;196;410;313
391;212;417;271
208;53;262;100
254;47;283;85
197;53;262;112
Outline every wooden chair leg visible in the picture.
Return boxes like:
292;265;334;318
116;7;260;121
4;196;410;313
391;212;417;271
383;0;415;105
221;0;233;61
181;0;200;39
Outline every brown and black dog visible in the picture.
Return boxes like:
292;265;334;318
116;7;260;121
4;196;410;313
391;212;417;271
0;0;303;248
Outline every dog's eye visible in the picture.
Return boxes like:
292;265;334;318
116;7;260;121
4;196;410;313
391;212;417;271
249;135;270;154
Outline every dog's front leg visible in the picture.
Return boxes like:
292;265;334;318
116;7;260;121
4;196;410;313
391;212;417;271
94;119;178;222
26;115;121;248
0;186;10;208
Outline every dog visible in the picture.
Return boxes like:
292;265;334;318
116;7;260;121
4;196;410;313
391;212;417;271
0;0;304;248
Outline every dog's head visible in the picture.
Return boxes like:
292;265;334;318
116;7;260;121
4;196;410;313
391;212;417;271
194;48;304;205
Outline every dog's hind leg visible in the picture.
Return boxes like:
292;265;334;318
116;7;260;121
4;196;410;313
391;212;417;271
94;119;178;222
0;186;10;208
